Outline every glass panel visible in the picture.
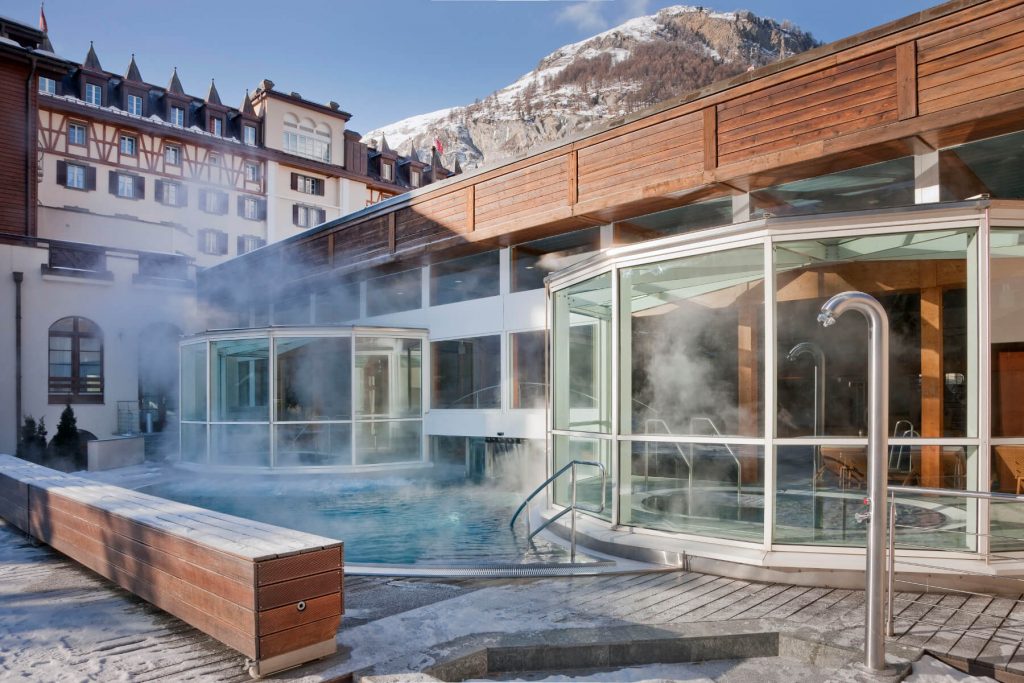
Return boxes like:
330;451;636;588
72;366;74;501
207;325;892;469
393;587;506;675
211;339;269;421
620;245;764;437
50;317;74;333
431;336;501;409
620;441;763;542
180;423;207;463
430;251;499;305
940;130;1024;201
552;273;613;433
365;269;421;316
615;197;733;244
751;157;915;218
210;424;270;467
273;288;311;325
991;229;1024;437
180;343;207;422
551;435;612;521
510;330;546;409
354;337;422;418
511;227;601;292
775;444;975;549
314;280;360;323
355;420;422;465
776;229;975;439
276;423;352;467
991;446;1024;552
275;337;351;421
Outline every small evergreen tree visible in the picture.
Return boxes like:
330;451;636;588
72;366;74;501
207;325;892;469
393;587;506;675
51;403;80;460
16;415;46;463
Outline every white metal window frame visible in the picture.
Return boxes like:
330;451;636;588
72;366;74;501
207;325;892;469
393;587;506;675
65;163;85;189
38;76;56;95
116;173;135;198
84;83;102;106
67;122;86;146
119;135;136;156
127;94;143;116
165;145;181;165
171;106;185;127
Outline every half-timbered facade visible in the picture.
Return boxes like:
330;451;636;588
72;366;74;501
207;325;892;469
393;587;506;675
192;0;1024;577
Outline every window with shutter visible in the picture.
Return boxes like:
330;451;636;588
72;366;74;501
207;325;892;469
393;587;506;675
134;175;145;199
155;179;164;203
318;208;327;224
217;231;228;254
85;166;96;191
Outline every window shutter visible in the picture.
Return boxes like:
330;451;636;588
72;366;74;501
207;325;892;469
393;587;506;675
57;160;67;185
237;236;244;254
237;195;245;217
135;175;145;199
155;179;164;203
85;166;96;191
290;173;298;191
179;185;188;207
316;179;325;196
217;231;228;255
108;170;117;194
258;199;267;220
292;204;299;225
317;208;327;225
219;192;228;215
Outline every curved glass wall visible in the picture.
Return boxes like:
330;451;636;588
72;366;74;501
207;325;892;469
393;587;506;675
180;327;426;469
548;204;1014;554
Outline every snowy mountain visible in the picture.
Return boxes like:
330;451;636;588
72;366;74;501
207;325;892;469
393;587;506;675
365;5;818;171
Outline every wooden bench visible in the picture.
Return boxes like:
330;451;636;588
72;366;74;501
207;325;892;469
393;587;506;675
0;454;343;678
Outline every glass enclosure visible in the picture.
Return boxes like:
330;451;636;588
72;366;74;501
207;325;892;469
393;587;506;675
181;327;426;469
548;204;1010;553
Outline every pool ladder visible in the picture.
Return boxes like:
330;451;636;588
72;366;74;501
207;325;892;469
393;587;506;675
510;459;607;563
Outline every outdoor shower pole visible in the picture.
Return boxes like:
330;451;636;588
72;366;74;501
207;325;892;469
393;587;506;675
818;291;890;673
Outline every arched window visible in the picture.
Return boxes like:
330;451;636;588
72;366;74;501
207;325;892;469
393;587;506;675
49;316;104;403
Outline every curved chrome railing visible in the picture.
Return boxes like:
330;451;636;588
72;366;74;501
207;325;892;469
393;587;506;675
509;459;606;563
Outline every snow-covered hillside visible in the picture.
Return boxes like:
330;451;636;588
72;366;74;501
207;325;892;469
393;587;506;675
366;5;818;170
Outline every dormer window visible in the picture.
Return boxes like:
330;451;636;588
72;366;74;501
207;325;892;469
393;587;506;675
127;94;143;116
410;169;421;188
85;82;102;106
170;106;184;127
211;117;223;136
244;124;257;146
38;76;56;95
381;162;393;182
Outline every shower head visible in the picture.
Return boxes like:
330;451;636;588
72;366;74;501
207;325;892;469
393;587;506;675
817;310;837;327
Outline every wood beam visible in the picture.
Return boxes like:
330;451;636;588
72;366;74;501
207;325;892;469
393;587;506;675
920;281;943;488
897;41;919;120
703;107;718;172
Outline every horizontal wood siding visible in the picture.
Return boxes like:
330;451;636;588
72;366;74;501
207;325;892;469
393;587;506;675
474;155;568;233
717;49;899;166
917;4;1024;115
397;188;469;251
333;215;389;268
0;60;29;235
577;112;703;202
283;238;329;273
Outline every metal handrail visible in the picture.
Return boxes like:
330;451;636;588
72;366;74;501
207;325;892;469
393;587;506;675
509;459;606;563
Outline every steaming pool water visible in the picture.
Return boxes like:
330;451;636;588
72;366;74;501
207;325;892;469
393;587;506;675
143;471;575;566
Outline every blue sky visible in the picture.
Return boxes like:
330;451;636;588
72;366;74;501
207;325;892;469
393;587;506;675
10;0;936;132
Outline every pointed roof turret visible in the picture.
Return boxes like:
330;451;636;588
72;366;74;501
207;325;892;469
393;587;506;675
379;135;392;155
167;67;185;95
124;53;142;82
404;140;419;161
430;145;444;170
206;79;222;106
453;158;463;175
239;90;256;117
83;41;102;71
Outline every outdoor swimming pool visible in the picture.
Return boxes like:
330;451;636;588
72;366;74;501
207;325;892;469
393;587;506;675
145;470;576;566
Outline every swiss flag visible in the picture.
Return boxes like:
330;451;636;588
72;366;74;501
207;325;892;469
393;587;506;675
434;137;444;155
39;3;48;33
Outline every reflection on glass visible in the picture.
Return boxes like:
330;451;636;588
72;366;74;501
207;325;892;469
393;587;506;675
431;336;501;409
365;269;421;316
275;337;351;421
180;423;206;463
356;421;422;465
615;197;733;244
273;287;310;325
991;229;1024;437
211;424;270;467
990;444;1024;551
775;445;974;549
940;130;1024;201
511;228;601;292
620;245;764;438
511;330;546;409
430;251;499;305
552;273;613;433
211;339;269;421
620;441;763;542
355;337;422;418
552;435;612;521
276;423;352;467
751;157;914;218
180;343;206;421
314;280;359;323
775;229;975;441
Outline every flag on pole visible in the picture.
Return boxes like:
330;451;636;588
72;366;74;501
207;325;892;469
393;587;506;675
434;137;444;155
39;3;48;33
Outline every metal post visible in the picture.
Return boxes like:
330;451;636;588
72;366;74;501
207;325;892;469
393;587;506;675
887;489;897;637
570;462;578;563
818;291;890;673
